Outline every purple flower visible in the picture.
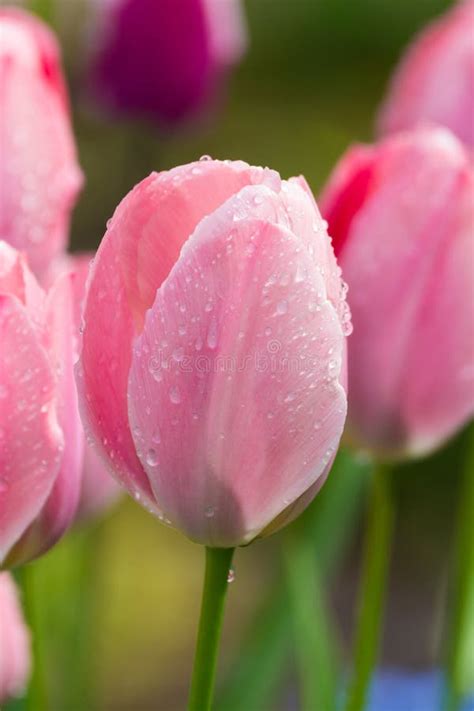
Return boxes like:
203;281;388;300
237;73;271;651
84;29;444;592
87;0;246;125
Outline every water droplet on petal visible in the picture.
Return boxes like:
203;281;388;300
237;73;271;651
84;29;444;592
169;386;181;404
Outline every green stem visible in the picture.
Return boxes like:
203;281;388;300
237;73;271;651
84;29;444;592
345;462;395;711
16;564;49;711
283;530;338;711
445;428;474;711
188;547;235;711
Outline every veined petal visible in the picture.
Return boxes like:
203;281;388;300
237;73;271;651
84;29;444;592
128;203;346;546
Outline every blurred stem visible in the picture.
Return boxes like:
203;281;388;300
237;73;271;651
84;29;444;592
445;427;474;711
16;563;49;711
283;529;338;711
188;547;235;711
345;462;395;711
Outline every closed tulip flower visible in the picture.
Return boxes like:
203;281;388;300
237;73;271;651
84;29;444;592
378;0;474;149
321;127;474;458
0;242;82;567
78;159;350;548
87;0;247;125
0;573;30;703
0;8;83;281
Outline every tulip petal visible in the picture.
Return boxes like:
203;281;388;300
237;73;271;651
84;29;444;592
78;160;284;502
0;295;62;565
128;195;347;546
0;572;31;702
329;129;473;455
377;0;474;148
403;168;474;454
11;276;83;564
0;10;83;280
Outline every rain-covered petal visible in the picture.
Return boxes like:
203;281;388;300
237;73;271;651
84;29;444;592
78;160;283;502
128;198;347;545
0;295;63;565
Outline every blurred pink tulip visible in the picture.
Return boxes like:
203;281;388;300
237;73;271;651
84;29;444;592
378;0;474;149
78;159;350;547
321;127;474;458
0;573;30;703
0;242;82;567
87;0;246;125
0;8;83;281
63;253;121;521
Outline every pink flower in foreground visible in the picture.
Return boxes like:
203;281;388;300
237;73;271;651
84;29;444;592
0;242;82;567
0;8;82;281
78;159;350;546
378;0;474;149
87;0;247;125
0;573;30;703
321;127;474;458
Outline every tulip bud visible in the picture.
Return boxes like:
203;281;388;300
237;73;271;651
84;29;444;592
86;0;247;125
77;159;350;547
321;127;474;458
0;242;82;567
0;573;30;703
378;0;474;149
0;8;83;282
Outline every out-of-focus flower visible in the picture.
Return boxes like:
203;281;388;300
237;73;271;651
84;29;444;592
86;0;247;125
0;242;82;567
321;127;474;458
363;669;474;711
0;573;30;703
61;253;121;521
77;158;350;547
378;0;474;149
0;8;83;282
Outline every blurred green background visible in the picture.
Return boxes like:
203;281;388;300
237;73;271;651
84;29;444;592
7;0;468;709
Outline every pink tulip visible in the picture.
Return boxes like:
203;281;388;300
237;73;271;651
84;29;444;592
60;253;121;521
320;127;474;458
0;242;82;567
77;159;350;547
86;0;246;125
0;8;83;282
378;0;474;149
0;573;30;703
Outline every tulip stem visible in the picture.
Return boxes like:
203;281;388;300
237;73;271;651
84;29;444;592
188;546;235;711
445;427;474;711
344;462;395;711
16;563;49;711
283;529;338;711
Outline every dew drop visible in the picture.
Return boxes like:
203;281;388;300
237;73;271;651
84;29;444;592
145;448;158;467
169;386;181;404
276;300;288;315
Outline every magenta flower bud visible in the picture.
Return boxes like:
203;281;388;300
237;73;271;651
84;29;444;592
378;0;474;149
321;127;474;458
0;9;83;282
0;573;30;703
87;0;247;125
0;243;82;567
77;159;350;547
